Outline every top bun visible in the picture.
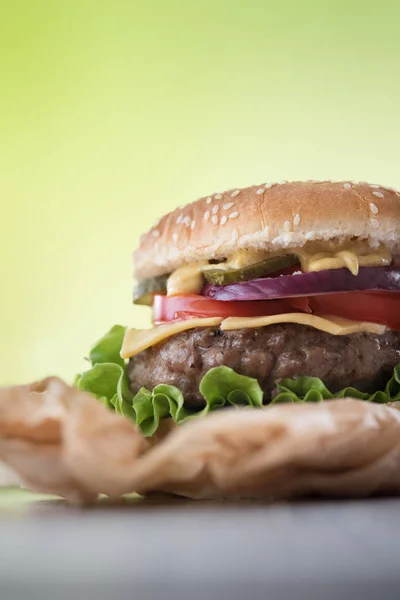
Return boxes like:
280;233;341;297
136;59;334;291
134;180;400;280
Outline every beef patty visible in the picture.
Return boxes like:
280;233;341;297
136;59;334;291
127;325;400;408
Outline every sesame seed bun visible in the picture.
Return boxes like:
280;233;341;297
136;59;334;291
134;180;400;281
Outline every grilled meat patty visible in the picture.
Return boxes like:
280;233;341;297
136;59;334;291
127;325;400;408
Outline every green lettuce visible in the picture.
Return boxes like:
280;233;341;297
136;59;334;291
199;366;263;408
129;366;264;436
272;365;400;404
88;324;127;368
75;326;135;418
75;325;400;436
132;385;188;436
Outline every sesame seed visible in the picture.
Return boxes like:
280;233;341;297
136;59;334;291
369;184;380;189
264;183;273;189
256;188;264;195
206;196;212;204
212;204;219;214
190;219;196;230
220;215;228;225
343;183;352;189
204;210;210;221
223;202;234;210
215;193;222;200
172;232;178;244
232;228;239;241
231;189;240;197
278;180;287;185
176;215;182;224
152;229;160;237
212;215;218;225
183;216;191;227
294;213;300;226
229;211;239;219
370;218;380;229
284;220;291;232
351;180;360;185
369;203;379;214
372;191;384;198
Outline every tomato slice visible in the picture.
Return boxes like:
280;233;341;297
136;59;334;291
153;294;310;323
309;292;400;330
153;291;400;330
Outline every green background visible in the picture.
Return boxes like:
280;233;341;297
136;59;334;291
1;0;399;386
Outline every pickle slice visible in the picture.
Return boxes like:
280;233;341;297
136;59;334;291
203;255;298;285
133;274;169;305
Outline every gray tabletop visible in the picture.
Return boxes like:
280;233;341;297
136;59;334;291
0;495;399;600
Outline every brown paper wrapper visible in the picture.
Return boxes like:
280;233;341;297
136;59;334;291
0;377;400;503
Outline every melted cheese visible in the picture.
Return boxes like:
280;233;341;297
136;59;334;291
220;313;386;335
120;317;223;359
121;314;386;358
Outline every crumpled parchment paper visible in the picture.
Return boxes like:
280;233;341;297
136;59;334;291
0;377;400;503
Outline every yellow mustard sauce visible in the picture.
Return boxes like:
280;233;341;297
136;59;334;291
166;243;392;295
166;262;208;296
298;245;391;276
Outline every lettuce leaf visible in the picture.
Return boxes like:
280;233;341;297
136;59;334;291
272;364;400;404
75;325;135;418
130;367;263;436
88;325;127;368
199;366;263;408
75;325;400;436
132;385;188;436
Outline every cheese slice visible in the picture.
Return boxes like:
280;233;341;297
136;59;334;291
121;317;223;359
121;313;386;359
221;313;386;335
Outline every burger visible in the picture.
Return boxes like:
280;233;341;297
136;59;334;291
2;179;400;503
75;180;400;437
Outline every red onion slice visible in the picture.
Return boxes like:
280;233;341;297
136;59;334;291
202;267;400;301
